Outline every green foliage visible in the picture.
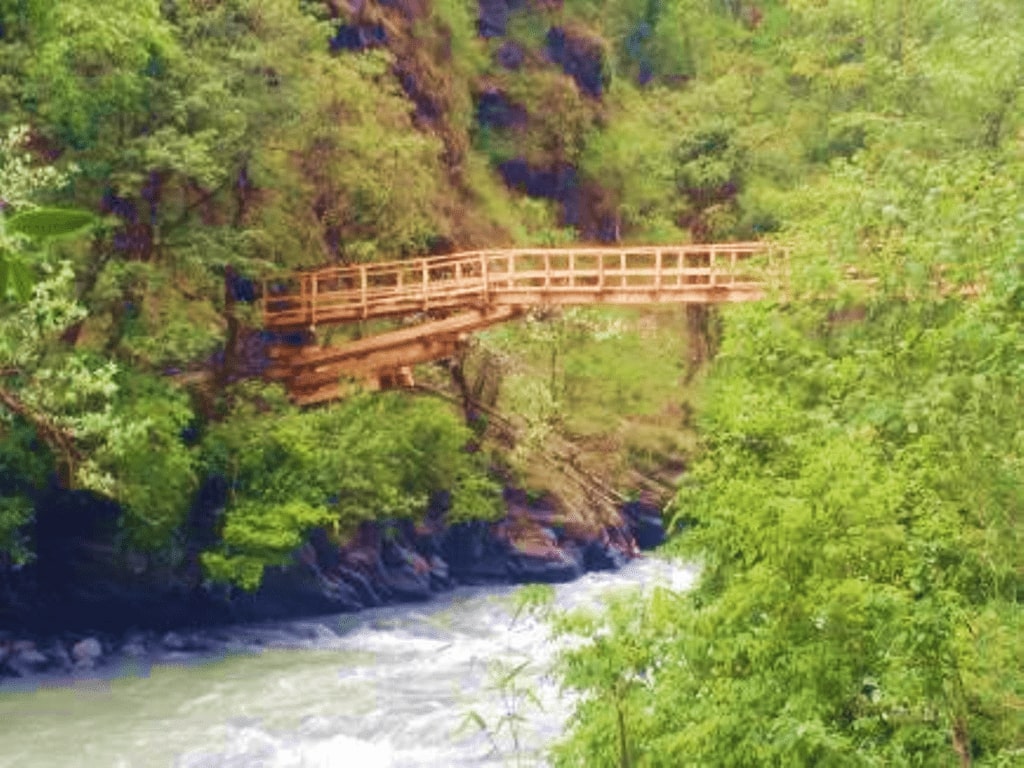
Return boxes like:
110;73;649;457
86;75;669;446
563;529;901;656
201;392;501;588
500;70;598;168
201;499;336;591
459;583;556;765
0;124;83;299
0;261;198;554
6;208;95;240
0;493;33;566
26;0;177;151
557;288;1024;766
461;657;546;767
95;372;198;549
511;583;556;623
289;50;450;261
553;4;1024;758
476;304;694;492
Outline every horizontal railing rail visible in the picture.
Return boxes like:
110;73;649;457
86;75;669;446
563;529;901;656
262;243;777;329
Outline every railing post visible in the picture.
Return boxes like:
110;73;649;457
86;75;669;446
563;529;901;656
620;251;626;287
481;252;489;304
655;249;662;291
299;274;310;328
598;253;605;290
359;265;367;318
731;250;737;285
710;251;717;287
421;258;429;310
544;251;551;289
568;251;575;288
311;273;320;328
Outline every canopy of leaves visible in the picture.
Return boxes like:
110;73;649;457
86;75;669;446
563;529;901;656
200;390;502;589
553;2;1024;766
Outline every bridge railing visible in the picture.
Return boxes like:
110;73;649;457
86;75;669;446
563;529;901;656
262;243;774;329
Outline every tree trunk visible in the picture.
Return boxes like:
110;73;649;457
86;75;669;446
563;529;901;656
952;717;972;768
685;304;710;381
219;266;241;387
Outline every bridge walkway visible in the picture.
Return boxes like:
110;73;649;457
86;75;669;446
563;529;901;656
259;243;779;404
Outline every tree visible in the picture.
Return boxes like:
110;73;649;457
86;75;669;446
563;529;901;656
0;125;196;561
200;390;502;589
555;159;1024;765
553;3;1024;764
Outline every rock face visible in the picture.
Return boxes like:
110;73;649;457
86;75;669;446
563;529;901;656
477;0;526;38
498;159;578;201
495;40;526;70
545;27;608;98
476;89;529;130
329;22;388;52
0;485;665;679
621;499;667;549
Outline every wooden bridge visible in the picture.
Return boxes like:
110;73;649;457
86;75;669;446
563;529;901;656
261;243;778;404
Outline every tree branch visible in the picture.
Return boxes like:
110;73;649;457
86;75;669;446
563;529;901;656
0;385;81;485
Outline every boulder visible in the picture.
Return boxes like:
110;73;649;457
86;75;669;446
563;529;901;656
71;637;103;667
120;633;151;658
428;555;452;591
508;549;583;583
582;539;628;571
381;565;432;602
381;542;432;601
622;500;665;550
6;641;50;676
161;631;188;651
442;521;512;583
335;565;383;607
228;563;363;622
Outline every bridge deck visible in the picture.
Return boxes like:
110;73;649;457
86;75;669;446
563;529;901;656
259;243;780;404
262;243;775;330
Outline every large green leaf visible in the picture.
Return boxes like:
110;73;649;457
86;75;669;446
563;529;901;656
0;253;34;301
6;208;96;241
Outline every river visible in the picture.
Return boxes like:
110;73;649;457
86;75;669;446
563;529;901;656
0;556;697;768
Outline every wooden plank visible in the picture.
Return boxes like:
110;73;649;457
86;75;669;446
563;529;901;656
261;243;772;330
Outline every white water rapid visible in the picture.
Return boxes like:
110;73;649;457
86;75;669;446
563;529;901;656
0;557;697;768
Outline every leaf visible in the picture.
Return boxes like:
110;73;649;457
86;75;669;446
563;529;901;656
457;709;489;735
0;254;34;301
6;208;96;241
497;660;532;687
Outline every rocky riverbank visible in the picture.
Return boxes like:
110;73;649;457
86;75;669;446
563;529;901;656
0;488;665;680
